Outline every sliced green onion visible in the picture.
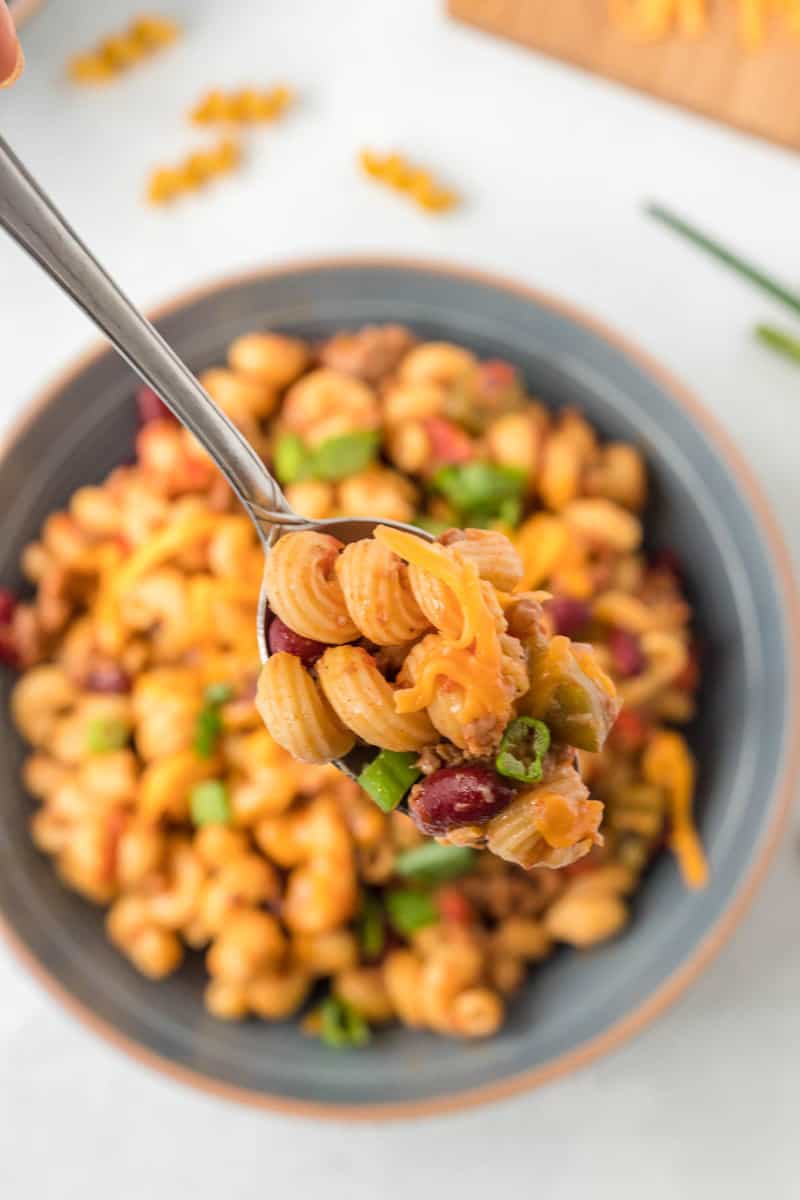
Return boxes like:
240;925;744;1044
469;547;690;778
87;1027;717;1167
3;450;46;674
358;749;422;814
86;717;129;754
204;682;234;706
432;462;525;524
356;891;385;959
495;716;551;784
193;706;222;758
194;683;233;758
273;432;310;484
190;780;231;827
310;430;380;481
385;889;438;935
755;324;800;365
319;995;370;1049
394;843;476;885
645;203;800;319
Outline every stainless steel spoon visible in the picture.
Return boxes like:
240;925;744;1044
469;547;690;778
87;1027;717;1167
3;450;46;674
0;134;431;781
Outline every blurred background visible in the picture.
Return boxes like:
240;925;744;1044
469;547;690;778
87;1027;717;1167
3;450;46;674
1;2;798;1197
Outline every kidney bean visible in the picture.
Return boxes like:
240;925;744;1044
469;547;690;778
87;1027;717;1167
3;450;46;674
0;588;18;626
267;616;329;665
136;386;175;426
84;664;132;694
609;629;646;677
409;764;515;836
547;595;591;638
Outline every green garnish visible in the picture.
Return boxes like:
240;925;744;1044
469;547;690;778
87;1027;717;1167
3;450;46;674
432;463;525;526
204;682;234;706
495;716;551;784
86;717;129;754
190;780;231;827
385;889;438;935
319;995;370;1049
310;431;380;481
193;682;233;758
755;324;800;365
394;843;476;885
356;891;386;959
645;203;800;319
358;749;422;814
273;433;309;484
274;430;380;485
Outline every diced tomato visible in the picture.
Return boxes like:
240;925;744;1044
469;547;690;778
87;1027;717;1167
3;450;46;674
436;885;475;925
610;708;650;753
423;417;474;465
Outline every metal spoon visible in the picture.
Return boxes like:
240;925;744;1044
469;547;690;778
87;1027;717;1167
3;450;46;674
0;134;431;781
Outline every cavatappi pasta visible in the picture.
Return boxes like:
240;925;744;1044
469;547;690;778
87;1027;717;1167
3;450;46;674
3;324;707;1046
146;138;241;206
69;15;180;84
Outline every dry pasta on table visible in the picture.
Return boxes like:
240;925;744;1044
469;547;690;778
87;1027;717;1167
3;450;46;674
2;323;706;1046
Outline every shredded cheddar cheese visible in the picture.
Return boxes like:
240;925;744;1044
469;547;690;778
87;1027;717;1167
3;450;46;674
374;527;508;722
609;0;800;47
642;730;708;888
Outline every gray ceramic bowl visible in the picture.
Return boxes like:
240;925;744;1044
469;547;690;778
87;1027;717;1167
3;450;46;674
0;259;797;1118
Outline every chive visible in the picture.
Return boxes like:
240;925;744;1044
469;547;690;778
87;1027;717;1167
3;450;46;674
358;749;422;813
204;682;234;706
190;780;231;827
86;717;129;754
645;203;800;319
755;324;800;365
432;463;525;524
273;432;310;484
495;716;551;784
394;843;476;885
309;431;380;481
356;891;386;959
319;995;370;1049
385;888;438;935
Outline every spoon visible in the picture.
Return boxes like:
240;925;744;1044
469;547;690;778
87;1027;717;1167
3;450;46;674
0;134;431;782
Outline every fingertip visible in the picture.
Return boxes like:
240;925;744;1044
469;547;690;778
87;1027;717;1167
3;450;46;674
0;39;24;88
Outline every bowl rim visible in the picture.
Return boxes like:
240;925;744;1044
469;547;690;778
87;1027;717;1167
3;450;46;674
1;254;797;1121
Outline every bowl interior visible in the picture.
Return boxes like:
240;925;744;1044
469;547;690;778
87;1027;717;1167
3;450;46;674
0;262;793;1112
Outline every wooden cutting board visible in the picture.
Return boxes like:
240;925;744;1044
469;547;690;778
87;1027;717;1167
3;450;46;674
448;0;800;150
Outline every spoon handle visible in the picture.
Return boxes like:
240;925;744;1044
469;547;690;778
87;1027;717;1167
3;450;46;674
0;133;297;532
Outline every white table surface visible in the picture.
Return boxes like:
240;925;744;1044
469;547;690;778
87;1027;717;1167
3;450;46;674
1;1;799;1196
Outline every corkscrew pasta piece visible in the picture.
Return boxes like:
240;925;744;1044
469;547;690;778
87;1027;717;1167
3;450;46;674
256;652;356;764
359;150;459;213
264;530;360;644
317;645;437;752
190;85;293;124
69;15;180;83
147;138;240;206
335;539;429;645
